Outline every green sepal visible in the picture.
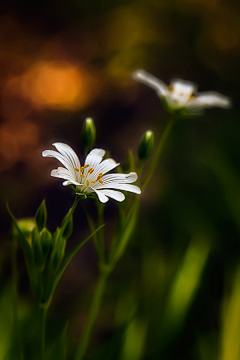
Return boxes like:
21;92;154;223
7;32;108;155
35;200;47;232
138;130;154;161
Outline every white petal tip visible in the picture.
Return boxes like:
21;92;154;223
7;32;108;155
132;69;146;79
42;150;48;157
126;172;138;183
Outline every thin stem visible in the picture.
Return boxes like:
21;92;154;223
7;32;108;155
39;303;48;360
75;268;109;360
141;119;174;191
96;202;105;265
59;196;80;239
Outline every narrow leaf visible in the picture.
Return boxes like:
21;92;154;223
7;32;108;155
45;225;104;304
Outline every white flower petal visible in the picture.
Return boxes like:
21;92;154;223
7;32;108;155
188;92;232;109
94;182;141;194
52;142;81;182
91;188;109;203
101;172;138;184
51;168;80;186
98;189;125;202
170;79;197;96
132;69;167;96
84;148;106;169
42;150;72;172
93;158;119;176
53;143;81;170
62;181;72;186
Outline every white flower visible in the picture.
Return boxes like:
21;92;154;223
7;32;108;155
132;69;231;114
42;143;141;203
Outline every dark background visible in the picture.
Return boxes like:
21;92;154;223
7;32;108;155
0;0;240;359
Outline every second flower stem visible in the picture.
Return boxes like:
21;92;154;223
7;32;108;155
141;119;174;190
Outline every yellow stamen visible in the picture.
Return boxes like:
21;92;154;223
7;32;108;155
97;173;103;180
81;174;85;178
88;168;94;174
98;179;103;184
75;167;80;172
84;164;89;168
91;180;96;183
86;180;89;186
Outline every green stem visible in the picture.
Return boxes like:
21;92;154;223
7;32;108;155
39;303;48;360
96;202;105;265
75;268;109;360
59;196;80;239
141;119;174;191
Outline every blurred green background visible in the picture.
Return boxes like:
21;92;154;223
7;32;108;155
0;0;240;359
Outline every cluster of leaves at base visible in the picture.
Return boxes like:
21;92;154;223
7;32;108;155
8;200;73;305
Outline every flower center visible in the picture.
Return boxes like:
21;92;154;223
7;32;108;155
75;164;104;190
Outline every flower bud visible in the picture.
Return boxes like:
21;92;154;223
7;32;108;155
138;130;154;161
35;200;47;232
81;117;96;152
12;218;35;245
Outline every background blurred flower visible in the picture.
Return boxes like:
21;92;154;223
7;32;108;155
132;69;231;114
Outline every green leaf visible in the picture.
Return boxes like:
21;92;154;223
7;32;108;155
35;200;47;232
7;204;32;262
110;199;139;266
43;224;104;304
61;210;73;240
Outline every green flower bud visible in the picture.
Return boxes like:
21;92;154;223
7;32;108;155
81;117;96;152
12;218;35;245
35;200;47;232
138;130;154;161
